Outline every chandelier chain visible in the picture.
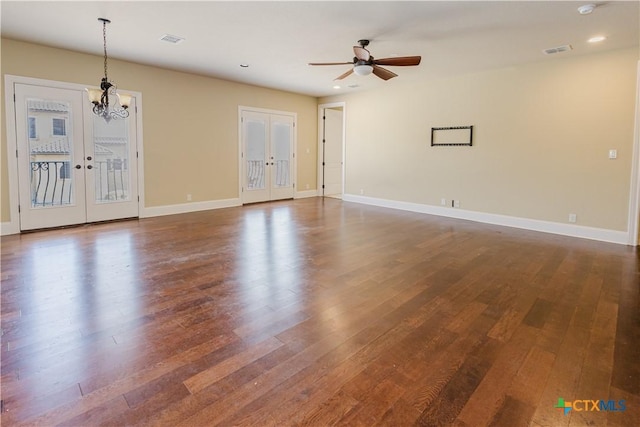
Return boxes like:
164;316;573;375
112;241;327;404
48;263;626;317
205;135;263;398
103;20;108;80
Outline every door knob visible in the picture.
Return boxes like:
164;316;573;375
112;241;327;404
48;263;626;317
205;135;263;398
87;165;93;170
75;164;82;169
86;156;92;161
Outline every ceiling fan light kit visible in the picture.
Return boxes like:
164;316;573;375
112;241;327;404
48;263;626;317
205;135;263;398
353;64;373;76
309;39;421;81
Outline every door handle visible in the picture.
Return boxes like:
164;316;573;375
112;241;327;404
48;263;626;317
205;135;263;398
86;156;92;161
87;165;93;170
75;164;82;169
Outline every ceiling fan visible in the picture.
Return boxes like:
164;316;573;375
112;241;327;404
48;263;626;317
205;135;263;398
309;39;421;81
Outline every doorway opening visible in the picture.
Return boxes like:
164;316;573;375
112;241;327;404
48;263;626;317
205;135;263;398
318;102;345;199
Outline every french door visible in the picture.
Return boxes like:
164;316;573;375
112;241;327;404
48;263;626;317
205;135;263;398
241;110;295;204
14;83;138;231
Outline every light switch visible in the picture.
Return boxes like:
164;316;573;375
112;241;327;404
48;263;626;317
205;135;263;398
609;149;617;159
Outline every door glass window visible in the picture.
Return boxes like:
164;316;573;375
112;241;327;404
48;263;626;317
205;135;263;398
272;122;291;187
27;99;74;207
246;120;266;190
92;114;131;203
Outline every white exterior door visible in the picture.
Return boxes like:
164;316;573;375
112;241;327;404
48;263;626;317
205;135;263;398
13;83;138;231
323;108;344;197
241;109;295;204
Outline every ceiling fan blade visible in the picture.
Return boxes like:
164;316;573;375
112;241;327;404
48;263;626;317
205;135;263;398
373;56;422;66
353;46;370;61
372;65;398;81
334;68;354;80
308;62;354;66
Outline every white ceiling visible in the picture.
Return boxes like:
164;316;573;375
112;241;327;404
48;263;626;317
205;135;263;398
1;1;638;98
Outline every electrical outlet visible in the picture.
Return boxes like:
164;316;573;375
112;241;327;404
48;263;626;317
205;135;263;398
187;194;192;202
441;198;446;206
609;149;617;159
569;213;577;223
454;200;460;208
360;189;364;195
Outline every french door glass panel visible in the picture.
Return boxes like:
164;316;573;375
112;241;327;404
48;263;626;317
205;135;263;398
272;121;291;188
246;118;267;191
28;99;75;206
93;117;131;202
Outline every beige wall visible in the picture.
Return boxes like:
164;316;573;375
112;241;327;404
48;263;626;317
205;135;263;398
321;48;639;231
3;39;638;234
1;38;318;222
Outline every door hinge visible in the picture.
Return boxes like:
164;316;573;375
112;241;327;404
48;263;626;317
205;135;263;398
18;205;21;213
136;152;139;158
322;162;325;166
322;139;326;143
322;185;325;189
322;116;326;120
138;196;140;202
16;149;19;158
13;94;16;102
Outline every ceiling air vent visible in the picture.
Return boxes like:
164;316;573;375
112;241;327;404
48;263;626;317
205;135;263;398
543;44;572;55
159;34;185;44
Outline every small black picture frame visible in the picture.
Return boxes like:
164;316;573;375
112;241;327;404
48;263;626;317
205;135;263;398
431;125;473;147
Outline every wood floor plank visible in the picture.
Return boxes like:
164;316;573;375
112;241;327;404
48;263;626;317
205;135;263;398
0;198;636;426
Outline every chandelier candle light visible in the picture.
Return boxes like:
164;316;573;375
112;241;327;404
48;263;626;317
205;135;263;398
86;18;131;123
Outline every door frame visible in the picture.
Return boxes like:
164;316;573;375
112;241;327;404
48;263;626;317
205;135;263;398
3;74;144;235
317;102;346;197
628;60;640;245
238;105;297;204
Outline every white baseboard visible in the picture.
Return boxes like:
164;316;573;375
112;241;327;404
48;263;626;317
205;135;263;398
343;194;629;245
295;189;319;199
1;221;20;236
140;198;241;218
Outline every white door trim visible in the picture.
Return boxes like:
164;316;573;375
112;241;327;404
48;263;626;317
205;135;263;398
627;61;640;246
317;102;346;197
2;74;144;235
238;105;297;204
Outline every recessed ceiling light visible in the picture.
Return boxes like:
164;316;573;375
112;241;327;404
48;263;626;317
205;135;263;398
240;64;249;68
588;35;607;43
333;85;341;89
159;34;185;44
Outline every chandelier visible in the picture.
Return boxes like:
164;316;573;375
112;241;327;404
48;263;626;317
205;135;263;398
86;18;131;123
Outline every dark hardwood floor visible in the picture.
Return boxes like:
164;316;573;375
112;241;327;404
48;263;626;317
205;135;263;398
1;197;638;426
